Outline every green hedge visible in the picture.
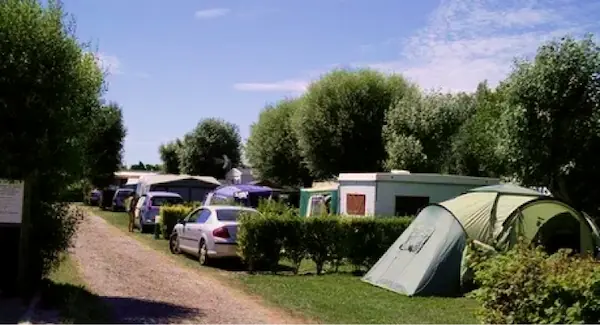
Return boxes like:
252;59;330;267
158;205;195;239
470;242;600;324
237;212;413;274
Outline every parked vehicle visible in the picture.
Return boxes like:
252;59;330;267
134;191;184;233
169;205;259;265
111;188;134;211
203;184;275;208
88;189;101;206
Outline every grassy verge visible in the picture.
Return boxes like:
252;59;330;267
42;254;113;323
86;205;478;324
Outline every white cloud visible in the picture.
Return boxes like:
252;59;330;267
368;0;596;92
236;0;599;93
94;53;121;75
233;79;308;93
194;8;231;19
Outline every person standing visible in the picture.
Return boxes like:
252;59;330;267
127;193;138;232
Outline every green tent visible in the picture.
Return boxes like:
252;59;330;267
362;184;600;297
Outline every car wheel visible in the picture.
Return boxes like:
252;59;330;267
169;233;181;254
198;239;211;266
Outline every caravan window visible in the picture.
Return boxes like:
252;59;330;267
395;196;430;216
346;194;366;215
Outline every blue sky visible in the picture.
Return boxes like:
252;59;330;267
62;0;600;167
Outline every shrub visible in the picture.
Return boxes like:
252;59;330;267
159;205;194;239
237;212;284;272
237;213;414;274
470;242;600;324
342;216;412;270
279;215;306;274
304;216;344;274
257;198;297;216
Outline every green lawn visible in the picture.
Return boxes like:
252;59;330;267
85;205;478;324
43;254;113;323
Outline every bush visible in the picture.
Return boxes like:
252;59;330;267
237;213;413;274
159;205;194;239
342;216;413;270
470;242;600;324
257;198;297;216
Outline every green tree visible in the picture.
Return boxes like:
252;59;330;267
84;102;126;189
384;89;473;173
178;118;242;179
448;82;510;177
159;139;182;174
246;99;312;187
293;69;412;179
0;0;105;292
504;35;600;215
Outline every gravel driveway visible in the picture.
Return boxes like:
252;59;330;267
72;213;307;324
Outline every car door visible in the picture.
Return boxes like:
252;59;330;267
186;209;213;255
134;195;146;226
179;208;201;252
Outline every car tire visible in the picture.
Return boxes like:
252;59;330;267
198;239;211;266
169;233;181;254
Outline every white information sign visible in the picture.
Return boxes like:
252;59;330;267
0;180;25;224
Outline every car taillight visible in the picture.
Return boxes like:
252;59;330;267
212;227;230;239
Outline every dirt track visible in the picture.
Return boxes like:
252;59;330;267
72;213;305;324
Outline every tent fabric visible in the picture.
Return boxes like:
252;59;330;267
362;183;600;297
362;205;467;297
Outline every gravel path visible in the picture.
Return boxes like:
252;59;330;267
72;213;307;324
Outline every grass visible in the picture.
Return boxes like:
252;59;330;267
42;254;113;323
85;205;478;324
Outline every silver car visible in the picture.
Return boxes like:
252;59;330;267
169;205;259;265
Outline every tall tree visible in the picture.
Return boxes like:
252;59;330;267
383;89;473;173
159;139;182;174
178;118;242;179
293;69;412;179
504;35;600;215
448;82;510;177
84;102;126;189
0;0;105;290
246;99;312;187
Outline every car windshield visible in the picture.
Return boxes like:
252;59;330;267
216;209;257;222
150;196;183;206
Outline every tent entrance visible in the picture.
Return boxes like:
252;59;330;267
533;212;581;254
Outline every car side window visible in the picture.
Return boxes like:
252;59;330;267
186;209;201;223
135;196;146;209
196;209;212;224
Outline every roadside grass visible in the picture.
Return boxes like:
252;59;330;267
42;254;113;323
85;205;478;324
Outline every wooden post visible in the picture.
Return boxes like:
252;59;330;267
17;173;34;300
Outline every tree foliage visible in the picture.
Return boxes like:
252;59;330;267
178;118;242;179
0;0;105;290
293;69;412;179
246;99;312;187
83;102;126;188
449;82;510;177
384;89;473;173
159;139;182;174
504;35;600;214
129;161;161;171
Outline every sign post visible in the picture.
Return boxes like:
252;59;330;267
17;175;33;299
0;178;27;297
